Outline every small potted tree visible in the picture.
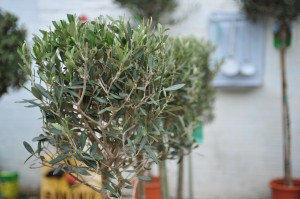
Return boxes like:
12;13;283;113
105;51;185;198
162;37;219;199
238;0;300;198
19;15;185;199
130;37;219;199
0;9;27;98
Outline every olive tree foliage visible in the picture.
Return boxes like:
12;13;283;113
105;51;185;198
238;0;300;20
114;0;177;24
19;15;184;198
163;38;219;159
0;9;26;97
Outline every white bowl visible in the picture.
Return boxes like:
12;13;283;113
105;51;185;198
221;58;239;77
240;62;256;76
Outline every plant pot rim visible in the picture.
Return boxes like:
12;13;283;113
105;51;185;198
143;176;160;189
270;178;300;191
132;176;160;189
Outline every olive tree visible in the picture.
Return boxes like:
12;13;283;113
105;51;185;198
238;0;300;186
19;15;184;198
163;37;219;199
0;9;26;97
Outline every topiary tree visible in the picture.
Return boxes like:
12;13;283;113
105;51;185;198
114;0;177;25
163;37;219;199
0;9;26;97
165;37;218;157
238;0;300;189
19;15;185;199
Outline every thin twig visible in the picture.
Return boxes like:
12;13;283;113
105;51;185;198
77;43;89;106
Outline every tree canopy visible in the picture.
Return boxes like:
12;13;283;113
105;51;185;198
0;10;26;97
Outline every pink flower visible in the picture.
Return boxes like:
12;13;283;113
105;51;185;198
80;15;88;23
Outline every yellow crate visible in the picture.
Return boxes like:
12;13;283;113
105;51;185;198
41;166;102;199
0;172;19;199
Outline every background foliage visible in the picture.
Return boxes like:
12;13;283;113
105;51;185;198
164;37;219;159
238;0;300;20
114;0;177;24
0;9;26;97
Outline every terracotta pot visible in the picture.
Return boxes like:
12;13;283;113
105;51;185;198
270;178;300;199
135;176;161;199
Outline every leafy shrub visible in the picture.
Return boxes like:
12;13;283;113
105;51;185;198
19;15;183;198
0;9;26;97
164;37;219;158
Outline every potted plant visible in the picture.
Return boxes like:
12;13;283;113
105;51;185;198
162;37;219;199
238;0;300;198
0;9;27;98
19;15;185;199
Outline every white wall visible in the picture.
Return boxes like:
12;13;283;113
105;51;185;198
0;0;300;198
0;0;41;191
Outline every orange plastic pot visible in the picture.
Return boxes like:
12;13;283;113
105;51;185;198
135;176;161;199
270;178;300;199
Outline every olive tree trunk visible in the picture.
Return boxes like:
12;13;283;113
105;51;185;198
177;157;184;199
101;189;110;199
159;161;170;199
137;155;146;199
279;21;293;186
188;154;194;199
137;180;146;199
